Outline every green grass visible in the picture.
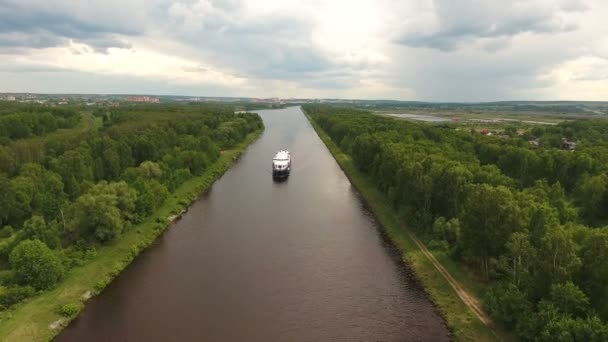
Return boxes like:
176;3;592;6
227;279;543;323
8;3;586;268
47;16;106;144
305;112;513;341
0;128;263;342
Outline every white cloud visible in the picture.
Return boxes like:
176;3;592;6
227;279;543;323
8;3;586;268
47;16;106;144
534;55;608;99
6;39;247;87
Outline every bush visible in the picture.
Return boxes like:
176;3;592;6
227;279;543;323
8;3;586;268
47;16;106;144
61;246;96;268
130;245;140;258
0;226;13;239
59;302;83;317
93;277;111;294
84;247;97;260
108;262;125;278
427;239;449;252
0;285;35;308
0;270;15;284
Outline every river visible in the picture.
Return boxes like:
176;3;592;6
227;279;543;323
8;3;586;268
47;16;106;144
56;106;449;341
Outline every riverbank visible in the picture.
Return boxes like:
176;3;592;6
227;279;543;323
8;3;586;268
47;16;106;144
0;128;263;342
304;111;510;341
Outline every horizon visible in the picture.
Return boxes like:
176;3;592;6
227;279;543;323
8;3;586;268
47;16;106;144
2;91;608;104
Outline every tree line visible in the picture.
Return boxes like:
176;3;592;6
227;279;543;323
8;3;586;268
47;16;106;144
305;104;608;341
0;103;263;309
0;103;80;141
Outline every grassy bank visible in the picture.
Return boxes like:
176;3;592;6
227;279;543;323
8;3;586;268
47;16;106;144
304;112;510;341
0;129;263;342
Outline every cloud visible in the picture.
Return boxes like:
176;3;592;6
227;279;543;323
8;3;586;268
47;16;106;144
161;0;335;80
0;0;147;51
544;55;608;82
0;62;71;73
0;0;607;101
395;0;583;51
0;31;65;50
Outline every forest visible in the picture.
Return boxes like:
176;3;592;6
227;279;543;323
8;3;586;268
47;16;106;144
304;104;608;341
0;103;263;310
0;103;80;141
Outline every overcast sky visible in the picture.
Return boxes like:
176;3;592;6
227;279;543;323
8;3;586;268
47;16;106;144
0;0;607;101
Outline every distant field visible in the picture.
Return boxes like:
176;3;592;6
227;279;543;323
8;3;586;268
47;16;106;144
373;106;608;126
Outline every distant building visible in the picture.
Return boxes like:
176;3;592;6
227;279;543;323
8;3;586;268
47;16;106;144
5;95;15;101
529;139;540;148
127;96;160;103
561;138;577;150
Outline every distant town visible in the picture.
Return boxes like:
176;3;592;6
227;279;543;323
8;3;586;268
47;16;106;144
0;93;359;106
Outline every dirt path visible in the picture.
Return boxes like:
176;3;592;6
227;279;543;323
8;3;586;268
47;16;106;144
407;232;494;327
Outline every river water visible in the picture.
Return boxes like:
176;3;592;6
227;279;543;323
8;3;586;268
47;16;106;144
57;106;449;341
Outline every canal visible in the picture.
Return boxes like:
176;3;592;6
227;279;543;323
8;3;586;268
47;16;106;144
57;106;449;341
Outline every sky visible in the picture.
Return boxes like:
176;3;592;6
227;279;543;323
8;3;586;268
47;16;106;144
0;0;607;101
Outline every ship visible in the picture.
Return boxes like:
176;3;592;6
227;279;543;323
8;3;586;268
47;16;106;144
272;150;291;178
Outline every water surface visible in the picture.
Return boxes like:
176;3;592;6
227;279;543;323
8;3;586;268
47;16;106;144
385;113;450;122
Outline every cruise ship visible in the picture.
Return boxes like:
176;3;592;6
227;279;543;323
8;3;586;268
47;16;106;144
272;150;291;177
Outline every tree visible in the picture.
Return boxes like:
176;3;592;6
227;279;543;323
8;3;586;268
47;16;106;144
68;193;124;243
87;181;137;223
504;126;518;137
432;217;461;249
432;162;472;218
133;179;168;218
533;226;582;298
0;145;16;175
0;172;14;226
575;174;608;224
461;184;524;279
9;239;64;290
22;215;60;249
137;161;162;179
17;163;66;221
9;175;35;225
50;147;94;199
549;282;591;318
132;137;157;164
577;228;608;320
498;231;537;288
485;282;532;328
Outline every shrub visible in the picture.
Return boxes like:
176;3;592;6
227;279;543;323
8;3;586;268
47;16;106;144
0;285;35;308
93;277;111;293
427;239;449;252
0;226;13;239
59;302;83;317
84;247;97;260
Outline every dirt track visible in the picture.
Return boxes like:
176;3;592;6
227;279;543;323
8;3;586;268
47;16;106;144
408;232;494;328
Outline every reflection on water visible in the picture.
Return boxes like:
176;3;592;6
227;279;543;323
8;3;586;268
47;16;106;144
386;113;450;122
272;175;289;185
